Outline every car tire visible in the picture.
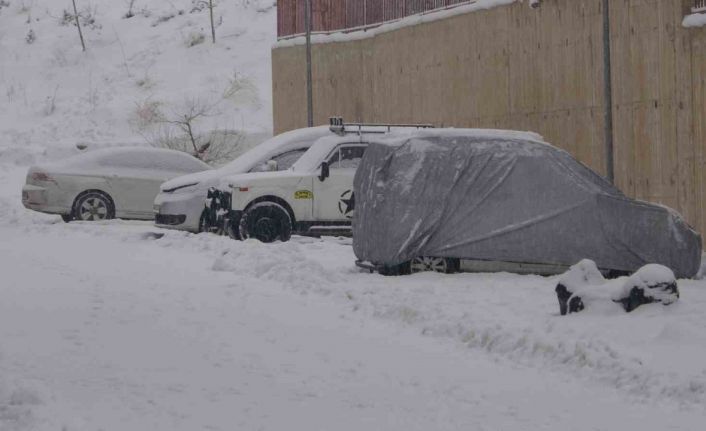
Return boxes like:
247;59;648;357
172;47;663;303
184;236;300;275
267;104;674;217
239;202;292;243
73;191;115;222
409;256;460;274
379;262;411;276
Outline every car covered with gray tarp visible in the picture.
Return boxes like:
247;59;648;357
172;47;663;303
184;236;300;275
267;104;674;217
352;130;702;279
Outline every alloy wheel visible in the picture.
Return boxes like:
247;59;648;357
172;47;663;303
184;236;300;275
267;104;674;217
79;197;109;221
410;256;449;274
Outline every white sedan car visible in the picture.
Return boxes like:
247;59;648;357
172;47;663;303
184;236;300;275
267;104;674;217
154;126;332;232
22;147;211;222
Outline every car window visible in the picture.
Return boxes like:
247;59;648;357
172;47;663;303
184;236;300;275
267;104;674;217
327;145;367;170
250;148;308;172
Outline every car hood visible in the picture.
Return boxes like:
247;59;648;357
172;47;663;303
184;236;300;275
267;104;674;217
160;169;227;192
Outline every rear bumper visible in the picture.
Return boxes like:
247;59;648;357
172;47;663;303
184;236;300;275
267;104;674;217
21;184;69;215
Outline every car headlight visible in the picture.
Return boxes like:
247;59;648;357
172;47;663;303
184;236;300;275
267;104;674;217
163;183;199;194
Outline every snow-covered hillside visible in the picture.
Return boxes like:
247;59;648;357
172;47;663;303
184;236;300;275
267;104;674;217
0;0;276;151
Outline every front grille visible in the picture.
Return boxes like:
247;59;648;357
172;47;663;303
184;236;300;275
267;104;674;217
155;214;186;226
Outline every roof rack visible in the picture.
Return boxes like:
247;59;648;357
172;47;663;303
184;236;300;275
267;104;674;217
329;117;434;136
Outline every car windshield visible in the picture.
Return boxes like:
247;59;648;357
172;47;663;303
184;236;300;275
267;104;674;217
249;148;308;173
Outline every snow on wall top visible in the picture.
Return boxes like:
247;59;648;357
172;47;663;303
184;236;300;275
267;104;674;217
274;0;518;48
683;12;706;28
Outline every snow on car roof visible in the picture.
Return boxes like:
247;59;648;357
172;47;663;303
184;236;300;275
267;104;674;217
371;128;547;147
44;146;211;171
290;127;430;172
160;126;332;191
219;125;331;173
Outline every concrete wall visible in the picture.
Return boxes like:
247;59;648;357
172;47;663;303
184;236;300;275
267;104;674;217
272;0;706;235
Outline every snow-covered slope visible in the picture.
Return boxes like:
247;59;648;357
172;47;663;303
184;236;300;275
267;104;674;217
0;0;276;150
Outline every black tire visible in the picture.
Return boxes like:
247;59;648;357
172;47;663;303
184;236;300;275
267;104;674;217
379;262;412;276
239;202;292;243
73;191;115;222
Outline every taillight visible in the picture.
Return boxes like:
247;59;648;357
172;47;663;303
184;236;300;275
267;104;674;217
31;172;54;182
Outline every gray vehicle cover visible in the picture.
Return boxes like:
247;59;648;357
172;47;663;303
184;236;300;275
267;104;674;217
352;131;702;278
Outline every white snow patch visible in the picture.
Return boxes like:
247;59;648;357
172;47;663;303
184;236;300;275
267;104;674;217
683;12;706;28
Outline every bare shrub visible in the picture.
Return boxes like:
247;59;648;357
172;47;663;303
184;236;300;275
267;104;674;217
42;86;59;116
135;73;156;90
185;31;205;47
161;98;216;156
130;99;164;130
151;12;175;27
25;28;35;44
150;127;245;166
60;1;101;51
17;0;29;14
144;98;246;165
223;71;260;108
137;73;257;165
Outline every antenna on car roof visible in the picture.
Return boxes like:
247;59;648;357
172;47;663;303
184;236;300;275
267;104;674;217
328;117;434;137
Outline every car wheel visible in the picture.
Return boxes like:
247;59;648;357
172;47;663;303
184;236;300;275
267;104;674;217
410;256;459;274
74;192;115;222
239;202;292;243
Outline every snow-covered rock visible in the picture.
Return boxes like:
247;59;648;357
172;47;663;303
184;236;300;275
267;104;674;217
555;259;610;315
617;264;679;312
556;260;679;315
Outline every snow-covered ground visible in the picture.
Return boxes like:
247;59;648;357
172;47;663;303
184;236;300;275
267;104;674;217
2;1;706;430
1;145;706;430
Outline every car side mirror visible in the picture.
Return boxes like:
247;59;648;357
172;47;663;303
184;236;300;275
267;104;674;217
318;161;330;182
266;160;279;171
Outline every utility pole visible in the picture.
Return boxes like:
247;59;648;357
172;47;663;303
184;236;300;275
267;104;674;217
305;0;314;127
602;0;614;184
72;0;86;52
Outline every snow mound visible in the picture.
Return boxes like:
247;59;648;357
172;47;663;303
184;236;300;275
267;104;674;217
213;239;347;294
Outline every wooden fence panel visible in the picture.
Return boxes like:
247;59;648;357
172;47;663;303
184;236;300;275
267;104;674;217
277;0;481;37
